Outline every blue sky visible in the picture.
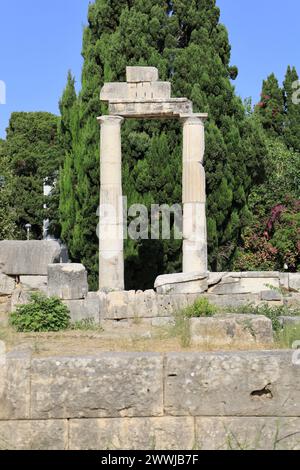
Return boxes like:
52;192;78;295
0;0;299;139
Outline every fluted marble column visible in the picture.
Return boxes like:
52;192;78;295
181;113;208;273
97;115;124;291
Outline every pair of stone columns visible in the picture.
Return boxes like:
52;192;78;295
98;114;207;291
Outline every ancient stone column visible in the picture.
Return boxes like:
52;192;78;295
97;115;124;291
181;113;208;273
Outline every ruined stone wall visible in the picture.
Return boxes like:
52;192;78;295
0;349;300;450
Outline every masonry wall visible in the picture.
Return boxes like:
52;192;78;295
1;349;300;450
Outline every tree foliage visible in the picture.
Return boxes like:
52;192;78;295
59;0;266;289
3;112;62;239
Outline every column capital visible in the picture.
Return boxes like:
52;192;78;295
97;115;124;125
180;113;208;125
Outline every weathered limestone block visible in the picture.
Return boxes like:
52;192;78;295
155;272;208;295
261;290;282;301
195;417;300;450
283;293;300;307
63;296;100;324
0;240;63;275
101;81;171;101
0;420;68;450
47;264;88;300
10;287;31;311
0;350;31;420
69;417;194;450
190;314;273;347
204;293;260;308
19;275;47;292
279;316;300;327
208;272;280;295
279;272;289;290
0;273;15;295
30;353;163;419
164;351;300;417
109;99;193;118
103;290;135;320
289;273;300;292
126;66;159;82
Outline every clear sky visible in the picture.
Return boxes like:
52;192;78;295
0;0;299;139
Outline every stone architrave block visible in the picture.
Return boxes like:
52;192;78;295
155;272;208;295
126;66;159;83
164;351;300;417
30;353;163;419
47;264;88;300
0;240;62;275
0;273;15;295
190;314;273;347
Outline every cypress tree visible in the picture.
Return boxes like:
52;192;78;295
255;73;285;138
283;65;300;152
59;0;265;288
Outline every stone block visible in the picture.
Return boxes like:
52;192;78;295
204;293;260;308
109;98;193;118
279;272;289;290
155;272;208;295
289;273;300;292
164;351;300;417
30;353;163;419
126;66;159;82
261;290;282;301
190;314;273;347
279;316;300;327
10;287;31;311
19;275;47;292
100;82;128;101
69;417;194;450
47;263;88;300
209;273;280;295
195;417;300;450
63;297;100;324
0;273;15;295
0;240;62;275
0;350;31;420
0;420;68;450
151;317;175;327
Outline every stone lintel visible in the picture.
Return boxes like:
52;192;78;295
108;99;193;119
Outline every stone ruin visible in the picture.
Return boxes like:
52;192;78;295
0;67;300;329
98;66;208;291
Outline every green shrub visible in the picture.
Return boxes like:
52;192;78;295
184;298;218;318
10;293;71;332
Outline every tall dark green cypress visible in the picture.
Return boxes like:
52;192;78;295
283;66;300;152
255;73;285;138
59;0;265;288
